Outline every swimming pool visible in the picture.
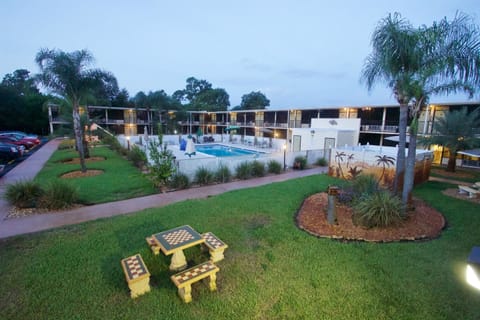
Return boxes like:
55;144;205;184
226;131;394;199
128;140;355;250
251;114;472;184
196;144;263;157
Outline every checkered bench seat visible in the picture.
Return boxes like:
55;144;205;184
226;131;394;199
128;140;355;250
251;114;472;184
145;236;160;255
170;260;220;303
121;254;151;298
202;232;228;262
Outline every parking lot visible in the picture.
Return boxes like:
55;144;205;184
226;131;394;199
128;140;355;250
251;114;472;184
0;138;49;178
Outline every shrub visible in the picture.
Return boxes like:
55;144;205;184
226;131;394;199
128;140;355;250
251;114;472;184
168;173;190;190
235;161;252;180
195;167;214;185
215;164;232;183
39;180;78;210
267;160;282;174
316;157;328;166
127;145;147;168
293;156;307;170
251;160;265;177
146;140;176;188
352;191;404;228
58;139;76;150
350;174;379;197
5;180;44;208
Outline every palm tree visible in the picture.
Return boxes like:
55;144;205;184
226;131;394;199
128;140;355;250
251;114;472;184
421;107;480;172
36;49;118;172
362;12;480;206
361;13;419;195
375;155;396;184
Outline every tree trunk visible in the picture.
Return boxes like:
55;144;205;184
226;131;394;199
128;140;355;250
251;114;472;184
402;128;417;210
73;104;87;173
446;153;457;172
394;104;408;194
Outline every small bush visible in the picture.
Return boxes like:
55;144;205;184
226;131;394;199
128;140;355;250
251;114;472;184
316;157;328;166
293;156;307;170
235;161;253;180
351;174;379;197
251;160;265;177
127;145;147;168
267;160;282;174
352;191;404;228
39;180;78;210
195;167;215;185
58;139;76;150
5;180;44;208
215;164;232;183
168;173;190;190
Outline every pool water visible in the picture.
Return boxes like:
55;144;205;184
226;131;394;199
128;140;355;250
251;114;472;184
196;144;262;157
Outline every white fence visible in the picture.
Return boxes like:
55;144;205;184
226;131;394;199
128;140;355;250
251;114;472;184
117;134;328;180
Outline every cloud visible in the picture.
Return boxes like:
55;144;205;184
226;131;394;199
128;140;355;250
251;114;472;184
239;58;273;73
281;67;347;80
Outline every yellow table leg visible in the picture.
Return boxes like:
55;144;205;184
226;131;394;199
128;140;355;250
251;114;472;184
170;250;187;271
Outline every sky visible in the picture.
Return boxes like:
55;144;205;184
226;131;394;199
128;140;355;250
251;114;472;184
1;0;479;109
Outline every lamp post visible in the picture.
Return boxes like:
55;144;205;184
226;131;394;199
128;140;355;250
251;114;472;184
283;143;287;171
126;136;130;151
467;246;480;290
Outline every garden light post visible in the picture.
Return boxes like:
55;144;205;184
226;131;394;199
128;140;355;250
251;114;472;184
126;136;130;151
283;143;287;171
466;246;480;290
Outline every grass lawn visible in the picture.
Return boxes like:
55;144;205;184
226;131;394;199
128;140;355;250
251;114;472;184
33;146;157;204
430;164;480;183
0;175;479;319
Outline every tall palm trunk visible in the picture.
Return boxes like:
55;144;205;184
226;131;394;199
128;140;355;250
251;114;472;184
73;103;87;173
402;121;418;209
394;104;408;194
447;153;457;172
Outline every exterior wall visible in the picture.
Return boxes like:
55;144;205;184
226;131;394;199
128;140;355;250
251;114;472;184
328;145;433;187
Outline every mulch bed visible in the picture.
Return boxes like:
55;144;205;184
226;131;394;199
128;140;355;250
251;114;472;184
296;193;446;243
61;169;104;179
61;157;105;164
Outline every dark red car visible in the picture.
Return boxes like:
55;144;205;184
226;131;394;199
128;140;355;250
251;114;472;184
0;135;36;149
0;133;40;148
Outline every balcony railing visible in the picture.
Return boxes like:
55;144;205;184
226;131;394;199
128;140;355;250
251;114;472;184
361;124;398;133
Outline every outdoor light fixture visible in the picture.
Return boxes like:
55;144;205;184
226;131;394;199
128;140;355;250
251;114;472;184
283;143;287;171
126;136;130;151
310;129;315;136
466;246;480;290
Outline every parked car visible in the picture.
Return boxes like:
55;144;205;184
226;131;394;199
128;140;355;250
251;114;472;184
0;131;39;139
0;133;40;147
0;135;33;150
0;142;21;161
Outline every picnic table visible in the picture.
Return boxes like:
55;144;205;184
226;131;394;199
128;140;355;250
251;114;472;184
152;225;205;271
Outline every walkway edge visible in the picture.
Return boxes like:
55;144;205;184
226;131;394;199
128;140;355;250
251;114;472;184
0;167;327;239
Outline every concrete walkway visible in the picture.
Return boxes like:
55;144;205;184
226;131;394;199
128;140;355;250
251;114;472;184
0;139;326;239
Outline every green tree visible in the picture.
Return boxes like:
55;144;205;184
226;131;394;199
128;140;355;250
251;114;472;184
240;91;270;110
1;69;39;96
0;70;48;134
362;12;480;206
194;88;230;111
36;49;118;172
173;77;229;112
421;107;480;172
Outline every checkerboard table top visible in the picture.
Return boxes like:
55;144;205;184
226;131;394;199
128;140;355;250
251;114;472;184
171;261;219;286
121;254;150;281
203;232;228;250
152;225;204;255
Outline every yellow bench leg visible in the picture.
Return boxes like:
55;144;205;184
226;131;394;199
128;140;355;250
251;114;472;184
207;273;217;291
129;279;151;298
178;285;192;303
209;249;225;263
